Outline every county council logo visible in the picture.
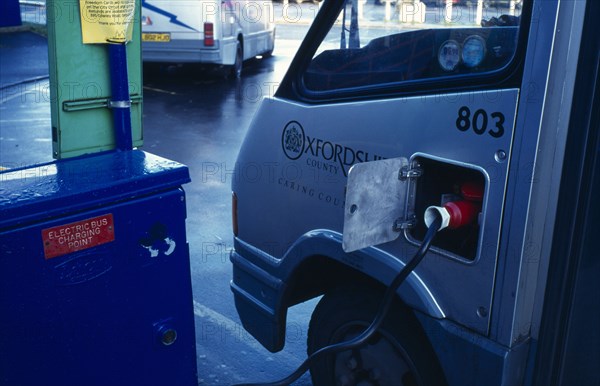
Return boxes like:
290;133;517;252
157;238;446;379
281;121;305;160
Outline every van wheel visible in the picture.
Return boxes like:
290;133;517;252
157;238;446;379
307;286;446;386
230;41;243;79
263;46;274;58
263;31;275;58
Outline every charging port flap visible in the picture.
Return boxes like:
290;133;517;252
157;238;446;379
343;157;419;252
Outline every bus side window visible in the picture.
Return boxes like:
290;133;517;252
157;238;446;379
302;0;524;94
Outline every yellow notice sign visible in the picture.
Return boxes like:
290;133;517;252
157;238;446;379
79;0;136;44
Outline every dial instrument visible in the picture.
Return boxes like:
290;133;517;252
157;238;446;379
438;40;461;71
462;35;487;69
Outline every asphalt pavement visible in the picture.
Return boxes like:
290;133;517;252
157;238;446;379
0;31;48;87
0;29;52;168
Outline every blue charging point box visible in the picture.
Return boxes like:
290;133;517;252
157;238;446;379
0;0;22;28
0;150;197;386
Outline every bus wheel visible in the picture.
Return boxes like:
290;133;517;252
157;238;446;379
307;286;446;386
230;41;243;79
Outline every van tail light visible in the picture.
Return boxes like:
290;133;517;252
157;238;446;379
232;192;239;237
204;22;214;47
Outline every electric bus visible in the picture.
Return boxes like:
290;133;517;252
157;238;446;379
230;0;599;384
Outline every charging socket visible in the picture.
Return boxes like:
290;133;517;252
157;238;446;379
407;156;485;261
343;156;486;260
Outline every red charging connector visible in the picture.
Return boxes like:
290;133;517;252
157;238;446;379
424;182;484;230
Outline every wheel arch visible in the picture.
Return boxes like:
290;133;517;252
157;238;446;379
230;230;445;353
278;230;446;319
283;254;384;307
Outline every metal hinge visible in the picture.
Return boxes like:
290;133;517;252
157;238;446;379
398;165;423;181
394;162;421;231
393;214;417;232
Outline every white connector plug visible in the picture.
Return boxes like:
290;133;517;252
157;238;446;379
424;206;451;230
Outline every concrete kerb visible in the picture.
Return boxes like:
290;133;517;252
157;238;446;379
0;23;47;36
0;75;50;92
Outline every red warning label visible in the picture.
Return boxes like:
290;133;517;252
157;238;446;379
42;214;115;259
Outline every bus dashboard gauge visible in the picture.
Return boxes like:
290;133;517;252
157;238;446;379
462;35;487;69
438;40;461;71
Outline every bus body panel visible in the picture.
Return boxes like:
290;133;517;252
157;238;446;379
233;88;519;340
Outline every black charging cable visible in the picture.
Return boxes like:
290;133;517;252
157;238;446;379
234;214;443;386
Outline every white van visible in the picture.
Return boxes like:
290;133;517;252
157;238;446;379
140;0;275;77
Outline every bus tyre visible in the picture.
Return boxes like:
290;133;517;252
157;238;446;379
230;41;243;79
307;286;447;386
